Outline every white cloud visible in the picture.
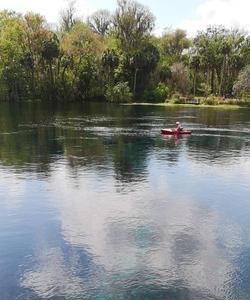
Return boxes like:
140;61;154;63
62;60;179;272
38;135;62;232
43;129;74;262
0;0;95;24
180;0;250;36
0;171;26;210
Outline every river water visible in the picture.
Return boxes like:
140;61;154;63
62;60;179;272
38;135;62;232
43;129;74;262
0;102;250;300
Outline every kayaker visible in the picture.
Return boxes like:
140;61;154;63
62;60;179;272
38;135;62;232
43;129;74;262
175;121;183;131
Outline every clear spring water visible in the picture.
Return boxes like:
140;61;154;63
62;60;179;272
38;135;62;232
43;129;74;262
0;102;250;300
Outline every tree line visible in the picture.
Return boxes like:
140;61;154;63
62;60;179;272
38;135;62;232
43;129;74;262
0;0;249;102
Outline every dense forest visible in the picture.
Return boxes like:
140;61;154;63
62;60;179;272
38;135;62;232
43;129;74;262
0;0;249;103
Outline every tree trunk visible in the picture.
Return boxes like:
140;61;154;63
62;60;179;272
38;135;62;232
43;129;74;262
133;68;138;96
219;56;226;96
49;62;54;87
31;67;35;98
211;68;214;94
193;70;197;96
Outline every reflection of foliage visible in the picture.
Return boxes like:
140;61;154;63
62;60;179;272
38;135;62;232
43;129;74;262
186;134;246;164
0;127;63;174
112;136;150;183
0;102;248;178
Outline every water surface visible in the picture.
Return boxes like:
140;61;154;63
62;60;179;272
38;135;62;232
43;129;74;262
0;102;250;300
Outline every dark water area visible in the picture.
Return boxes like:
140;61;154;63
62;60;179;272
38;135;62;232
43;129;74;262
0;102;250;300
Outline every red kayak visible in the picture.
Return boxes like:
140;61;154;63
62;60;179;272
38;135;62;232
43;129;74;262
161;128;192;135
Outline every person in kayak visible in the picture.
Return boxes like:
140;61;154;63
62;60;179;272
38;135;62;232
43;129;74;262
175;121;183;131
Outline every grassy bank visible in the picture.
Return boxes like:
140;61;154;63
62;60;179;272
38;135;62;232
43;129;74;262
123;96;250;109
123;102;250;109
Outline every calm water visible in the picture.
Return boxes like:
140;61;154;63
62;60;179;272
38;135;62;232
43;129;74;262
0;102;250;300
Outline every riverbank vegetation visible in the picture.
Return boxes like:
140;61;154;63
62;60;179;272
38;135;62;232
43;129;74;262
0;0;249;104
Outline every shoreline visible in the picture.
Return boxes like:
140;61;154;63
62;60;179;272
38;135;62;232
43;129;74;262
122;102;250;109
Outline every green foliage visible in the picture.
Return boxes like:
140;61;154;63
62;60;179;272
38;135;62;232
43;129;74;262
105;81;132;103
199;96;250;106
102;49;119;70
0;11;28;100
123;42;160;95
193;26;249;96
143;83;169;102
60;21;104;99
0;4;249;104
41;35;60;62
113;0;155;52
199;83;211;97
233;65;250;98
201;96;221;105
160;29;190;63
170;92;182;103
170;62;191;95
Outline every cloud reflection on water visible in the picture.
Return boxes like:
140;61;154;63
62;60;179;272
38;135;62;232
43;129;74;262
20;162;243;299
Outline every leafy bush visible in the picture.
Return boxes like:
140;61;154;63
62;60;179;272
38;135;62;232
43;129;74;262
155;83;169;100
143;83;170;102
105;81;132;103
200;96;250;106
225;98;249;105
170;92;181;103
201;96;220;105
199;83;211;97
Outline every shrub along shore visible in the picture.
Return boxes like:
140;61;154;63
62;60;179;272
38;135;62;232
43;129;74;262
125;96;250;108
167;96;250;107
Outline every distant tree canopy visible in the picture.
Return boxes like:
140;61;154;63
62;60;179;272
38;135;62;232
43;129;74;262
87;9;112;37
0;0;249;102
113;0;155;52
